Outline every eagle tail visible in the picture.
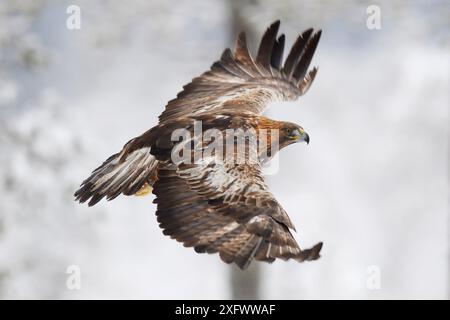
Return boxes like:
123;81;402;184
74;139;158;206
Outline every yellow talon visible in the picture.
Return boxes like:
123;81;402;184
135;182;153;197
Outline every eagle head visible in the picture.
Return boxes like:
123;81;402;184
279;122;310;148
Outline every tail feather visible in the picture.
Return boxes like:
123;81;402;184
74;146;158;206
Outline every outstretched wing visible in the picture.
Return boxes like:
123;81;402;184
154;162;322;269
159;21;321;123
150;118;322;269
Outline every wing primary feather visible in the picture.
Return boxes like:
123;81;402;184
270;34;285;70
234;31;261;75
281;28;313;77
256;20;280;68
292;30;322;83
299;67;318;94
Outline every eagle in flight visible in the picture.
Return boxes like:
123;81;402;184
75;21;323;269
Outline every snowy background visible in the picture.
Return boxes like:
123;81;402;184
0;0;448;299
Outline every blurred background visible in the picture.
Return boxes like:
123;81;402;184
0;0;448;299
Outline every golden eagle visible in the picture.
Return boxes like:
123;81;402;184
75;21;323;269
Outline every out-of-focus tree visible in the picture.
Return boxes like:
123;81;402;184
228;0;261;300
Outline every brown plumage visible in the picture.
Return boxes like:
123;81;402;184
75;21;323;269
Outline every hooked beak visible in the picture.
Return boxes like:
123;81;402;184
304;132;310;145
289;127;310;145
